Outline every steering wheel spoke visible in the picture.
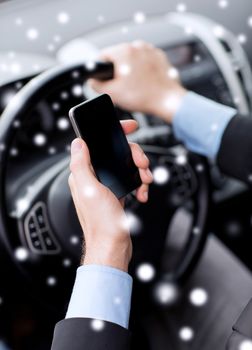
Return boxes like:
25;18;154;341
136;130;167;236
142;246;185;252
7;157;69;258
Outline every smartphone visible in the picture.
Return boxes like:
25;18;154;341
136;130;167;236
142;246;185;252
69;94;142;198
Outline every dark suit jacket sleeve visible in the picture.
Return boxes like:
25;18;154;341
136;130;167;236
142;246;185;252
217;115;252;348
51;318;130;350
217;115;252;184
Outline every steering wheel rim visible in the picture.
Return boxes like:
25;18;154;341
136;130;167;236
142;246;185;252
0;61;211;307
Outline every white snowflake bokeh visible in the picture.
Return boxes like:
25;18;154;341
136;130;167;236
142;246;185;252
167;67;179;79
175;154;187;166
124;210;142;235
1;91;16;107
195;164;204;173
60;91;69;100
72;85;83;97
33;133;47;147
133;11;146;24
82;185;97;198
97;15;105;24
70;235;80;245
153;166;170;185
14;247;29;261
189;287;209;307
118;64;131;76
13;120;21;128
32;63;41;72
15;197;30;217
48;146;57;155
90;319;105;332
47;276;57;287
179;326;194;342
184;26;193;35
72;70;81;79
52;102;60;111
47;43;55;52
57;11;70;24
85;60;96;71
194;54;201;63
57;117;70;130
154;281;178;305
211;122;219;132
53;35;61;43
15;17;23;26
176;3;187;13
192;226;200;235
63;258;72;267
238;33;247;45
114;296;122;305
240;340;252;350
26;28;39;40
136;263;156;282
121;26;129;34
213;25;225;38
218;0;229;9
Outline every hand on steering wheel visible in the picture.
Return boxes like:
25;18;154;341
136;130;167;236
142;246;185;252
89;41;186;123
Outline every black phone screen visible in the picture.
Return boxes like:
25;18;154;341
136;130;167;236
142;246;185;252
69;94;141;198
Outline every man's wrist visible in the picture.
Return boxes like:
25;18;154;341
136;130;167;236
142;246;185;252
83;258;129;273
82;243;131;273
150;86;187;123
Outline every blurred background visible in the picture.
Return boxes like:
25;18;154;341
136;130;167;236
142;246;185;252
0;1;252;350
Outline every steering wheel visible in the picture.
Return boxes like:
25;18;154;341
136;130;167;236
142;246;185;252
0;62;210;308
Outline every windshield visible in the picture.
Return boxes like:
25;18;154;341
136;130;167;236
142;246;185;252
0;0;251;59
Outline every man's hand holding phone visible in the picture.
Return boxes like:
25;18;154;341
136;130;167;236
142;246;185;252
68;119;152;273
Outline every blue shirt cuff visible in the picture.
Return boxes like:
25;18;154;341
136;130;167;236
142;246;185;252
173;92;237;159
65;265;133;329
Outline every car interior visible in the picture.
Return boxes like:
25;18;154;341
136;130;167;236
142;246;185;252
0;0;252;349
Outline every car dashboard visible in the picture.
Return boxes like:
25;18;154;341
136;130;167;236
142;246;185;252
1;12;251;203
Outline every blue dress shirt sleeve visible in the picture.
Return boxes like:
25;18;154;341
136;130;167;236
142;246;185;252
173;92;237;159
0;342;10;350
66;265;133;329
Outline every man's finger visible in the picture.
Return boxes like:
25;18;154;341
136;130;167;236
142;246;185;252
129;142;150;169
139;168;153;185
135;183;149;203
70;138;97;187
132;40;153;49
88;78;110;93
68;173;87;230
99;43;128;60
120;120;138;135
